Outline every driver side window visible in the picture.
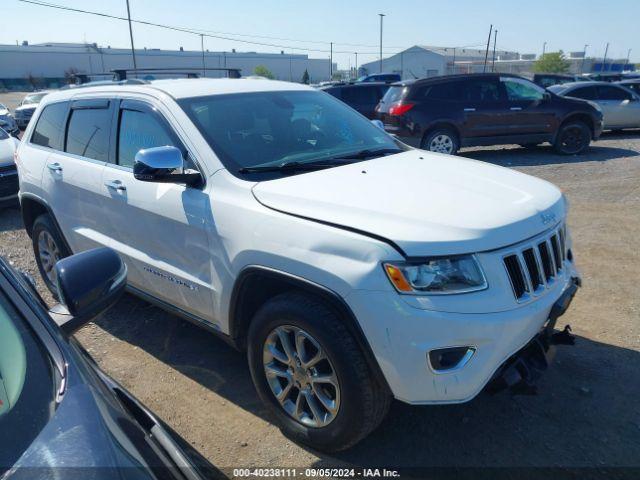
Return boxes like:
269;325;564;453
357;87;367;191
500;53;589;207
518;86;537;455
117;109;178;168
502;78;544;101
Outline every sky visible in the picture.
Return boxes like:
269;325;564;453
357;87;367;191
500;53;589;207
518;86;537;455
3;0;639;70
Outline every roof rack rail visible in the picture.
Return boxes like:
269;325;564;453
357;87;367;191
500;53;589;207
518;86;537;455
112;67;242;81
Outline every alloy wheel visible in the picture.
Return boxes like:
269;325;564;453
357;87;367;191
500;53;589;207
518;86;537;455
429;134;454;154
37;230;60;285
560;126;586;154
263;325;340;428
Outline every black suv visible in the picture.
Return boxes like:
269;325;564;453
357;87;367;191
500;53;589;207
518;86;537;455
321;82;391;119
376;73;604;155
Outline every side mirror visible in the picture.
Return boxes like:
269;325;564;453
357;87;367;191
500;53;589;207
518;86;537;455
133;146;201;185
542;91;552;101
49;248;127;334
371;119;385;130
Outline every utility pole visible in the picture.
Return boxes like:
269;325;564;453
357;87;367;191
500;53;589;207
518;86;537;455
602;42;609;72
330;42;333;79
626;48;632;70
125;0;137;71
491;29;498;72
200;34;205;77
354;52;358;79
378;13;385;73
581;44;588;73
483;24;492;73
542;41;547;57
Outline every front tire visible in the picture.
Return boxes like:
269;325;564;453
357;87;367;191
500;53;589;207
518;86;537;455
554;122;591;155
422;128;459;155
247;292;390;452
32;214;70;297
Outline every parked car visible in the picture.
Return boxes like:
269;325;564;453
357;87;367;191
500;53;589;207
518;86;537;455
376;73;603;155
0;247;219;479
17;79;581;451
0;104;19;137
548;81;640;130
14;92;51;130
321;82;391;119
0;128;20;206
356;73;401;84
532;73;583;88
616;78;640;96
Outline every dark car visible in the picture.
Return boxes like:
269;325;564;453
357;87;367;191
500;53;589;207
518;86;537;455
321;82;391;119
533;73;582;88
0;248;219;479
355;73;401;84
376;73;603;155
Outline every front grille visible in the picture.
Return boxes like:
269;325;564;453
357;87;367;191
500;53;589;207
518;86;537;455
503;224;568;301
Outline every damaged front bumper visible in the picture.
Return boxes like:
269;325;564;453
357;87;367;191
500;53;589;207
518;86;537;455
486;277;580;395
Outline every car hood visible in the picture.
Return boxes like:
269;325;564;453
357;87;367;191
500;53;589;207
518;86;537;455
252;150;565;256
0;138;17;166
15;104;37;112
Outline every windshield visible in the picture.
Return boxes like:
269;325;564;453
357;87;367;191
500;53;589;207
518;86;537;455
179;90;400;178
0;290;57;468
22;93;47;105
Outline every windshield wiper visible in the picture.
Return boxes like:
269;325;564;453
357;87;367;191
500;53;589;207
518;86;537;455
238;160;350;174
327;147;403;161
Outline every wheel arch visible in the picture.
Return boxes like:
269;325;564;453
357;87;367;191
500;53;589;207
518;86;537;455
421;121;461;147
20;193;71;253
556;113;595;140
229;265;391;394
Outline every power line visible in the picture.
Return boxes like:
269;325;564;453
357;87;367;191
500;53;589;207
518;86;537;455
16;0;403;55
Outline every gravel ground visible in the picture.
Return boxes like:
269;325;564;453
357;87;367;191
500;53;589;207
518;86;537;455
1;90;639;476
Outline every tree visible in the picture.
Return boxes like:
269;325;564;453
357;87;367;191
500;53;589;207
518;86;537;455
253;65;275;79
533;51;571;73
301;69;310;84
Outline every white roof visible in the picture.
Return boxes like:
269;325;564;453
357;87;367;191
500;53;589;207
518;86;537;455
42;78;312;104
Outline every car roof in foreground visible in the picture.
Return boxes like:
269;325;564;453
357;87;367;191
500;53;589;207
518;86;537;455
40;78;314;104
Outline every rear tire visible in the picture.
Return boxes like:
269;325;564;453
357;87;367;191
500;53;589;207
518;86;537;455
422;128;459;155
32;214;70;298
247;292;390;452
554;122;591;155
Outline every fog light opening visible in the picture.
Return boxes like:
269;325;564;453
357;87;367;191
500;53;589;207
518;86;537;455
428;346;476;373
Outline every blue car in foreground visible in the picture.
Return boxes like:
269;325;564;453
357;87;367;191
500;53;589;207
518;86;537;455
0;248;220;480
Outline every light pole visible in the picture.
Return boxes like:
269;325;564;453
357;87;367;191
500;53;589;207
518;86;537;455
354;52;358;79
542;41;547;57
581;44;588;73
200;34;205;77
330;42;333;79
626;48;632;70
483;24;492;73
125;0;137;71
602;42;609;72
378;13;385;73
491;29;498;72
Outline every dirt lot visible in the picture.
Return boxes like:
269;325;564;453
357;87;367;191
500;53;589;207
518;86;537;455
1;90;639;476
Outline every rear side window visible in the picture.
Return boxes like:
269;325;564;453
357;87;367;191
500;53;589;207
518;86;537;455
31;102;68;150
463;79;502;102
117;109;177;168
568;86;597;100
65;107;112;161
379;86;406;105
341;87;379;105
419;81;464;101
597;86;631;100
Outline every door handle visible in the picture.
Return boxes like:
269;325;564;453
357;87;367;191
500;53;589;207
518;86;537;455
463;108;476;112
47;162;63;173
105;180;127;192
510;107;523;111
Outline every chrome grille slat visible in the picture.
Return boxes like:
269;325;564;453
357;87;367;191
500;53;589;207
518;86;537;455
503;224;567;301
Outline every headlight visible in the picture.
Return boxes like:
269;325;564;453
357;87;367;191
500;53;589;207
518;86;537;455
384;255;487;294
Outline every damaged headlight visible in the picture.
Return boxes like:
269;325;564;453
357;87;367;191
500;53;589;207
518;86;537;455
384;255;487;295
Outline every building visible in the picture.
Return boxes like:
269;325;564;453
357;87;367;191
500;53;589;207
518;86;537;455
359;45;520;79
0;42;335;90
361;45;635;80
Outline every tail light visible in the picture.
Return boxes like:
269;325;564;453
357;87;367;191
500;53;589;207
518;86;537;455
388;102;415;116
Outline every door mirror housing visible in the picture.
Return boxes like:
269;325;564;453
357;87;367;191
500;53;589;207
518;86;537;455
49;248;127;334
542;91;552;101
133;146;201;185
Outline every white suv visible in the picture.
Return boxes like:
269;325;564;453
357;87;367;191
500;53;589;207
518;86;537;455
16;78;580;451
